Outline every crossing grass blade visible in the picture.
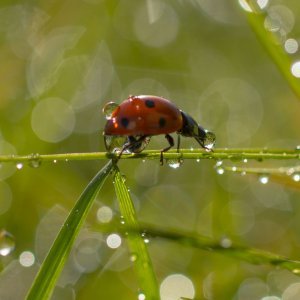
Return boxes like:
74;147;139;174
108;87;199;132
113;166;159;300
26;160;114;300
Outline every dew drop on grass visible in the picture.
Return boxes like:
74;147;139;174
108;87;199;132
167;159;182;169
28;153;41;168
53;159;57;164
203;130;216;150
16;163;23;170
296;145;300;151
0;230;15;256
102;101;119;120
216;166;225;175
259;174;269;184
141;232;150;244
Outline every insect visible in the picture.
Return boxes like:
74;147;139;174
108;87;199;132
103;95;216;164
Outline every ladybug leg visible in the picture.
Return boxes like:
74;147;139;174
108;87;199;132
117;135;150;162
176;135;181;153
160;134;174;165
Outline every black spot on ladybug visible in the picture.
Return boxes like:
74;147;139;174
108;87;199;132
159;117;166;128
121;117;129;128
145;99;155;108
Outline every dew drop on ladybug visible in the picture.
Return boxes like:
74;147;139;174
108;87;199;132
102;95;216;164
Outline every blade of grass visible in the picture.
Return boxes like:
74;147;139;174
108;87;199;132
26;160;114;300
113;166;159;300
243;2;300;99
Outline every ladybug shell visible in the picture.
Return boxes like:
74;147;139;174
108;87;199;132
104;95;183;136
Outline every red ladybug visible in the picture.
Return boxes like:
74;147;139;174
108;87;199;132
103;95;216;164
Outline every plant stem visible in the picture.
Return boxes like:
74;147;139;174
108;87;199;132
0;148;299;163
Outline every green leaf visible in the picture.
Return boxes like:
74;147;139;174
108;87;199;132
26;160;114;300
113;166;159;300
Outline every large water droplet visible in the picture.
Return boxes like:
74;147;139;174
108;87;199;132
102;101;118;120
0;230;15;256
204;130;216;150
28;153;41;168
104;135;126;153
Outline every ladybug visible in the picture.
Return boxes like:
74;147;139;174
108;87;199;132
103;95;216;164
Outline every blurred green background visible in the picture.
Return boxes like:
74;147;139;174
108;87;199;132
0;0;300;299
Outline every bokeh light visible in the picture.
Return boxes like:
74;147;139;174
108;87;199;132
291;61;300;78
19;251;35;267
31;97;75;142
106;234;122;249
160;274;195;300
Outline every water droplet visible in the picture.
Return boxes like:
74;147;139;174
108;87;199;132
104;135;126;153
259;174;269;184
167;159;183;169
141;231;150;244
28;153;41;168
296;145;300;151
130;253;138;262
196;158;200;163
16;163;23;170
232;166;237;172
243;159;248;163
120;216;125;225
102;101;119;120
215;160;223;167
203;130;216;150
53;159;57;164
216;167;225;175
292;173;300;182
0;230;15;256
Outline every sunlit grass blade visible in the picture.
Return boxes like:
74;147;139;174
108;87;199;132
243;2;300;99
113;166;159;300
26;160;114;300
130;224;300;274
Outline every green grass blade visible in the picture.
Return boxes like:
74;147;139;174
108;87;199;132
243;4;300;99
113;167;159;300
26;160;114;300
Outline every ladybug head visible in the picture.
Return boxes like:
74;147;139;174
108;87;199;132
179;111;216;150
